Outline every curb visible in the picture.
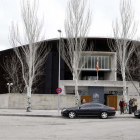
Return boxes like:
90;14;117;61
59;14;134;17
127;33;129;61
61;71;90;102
114;116;135;118
0;113;135;118
0;114;61;117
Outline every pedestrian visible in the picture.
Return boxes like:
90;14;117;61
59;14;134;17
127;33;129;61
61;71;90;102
81;99;83;104
133;99;138;112
82;98;86;104
119;99;125;114
132;98;135;113
129;98;133;114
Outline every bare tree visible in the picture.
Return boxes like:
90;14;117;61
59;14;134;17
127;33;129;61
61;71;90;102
60;0;92;106
108;0;137;110
9;0;51;112
2;53;25;93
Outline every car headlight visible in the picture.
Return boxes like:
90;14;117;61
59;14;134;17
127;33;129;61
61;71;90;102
62;109;66;112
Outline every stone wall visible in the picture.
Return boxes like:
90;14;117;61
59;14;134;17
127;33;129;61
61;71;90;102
0;93;75;110
0;93;140;111
0;94;9;109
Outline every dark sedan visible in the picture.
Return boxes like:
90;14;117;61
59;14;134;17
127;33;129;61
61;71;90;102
134;110;140;118
61;102;116;119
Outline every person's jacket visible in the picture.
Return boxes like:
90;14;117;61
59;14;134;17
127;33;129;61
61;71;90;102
119;101;125;107
133;101;138;107
129;100;133;107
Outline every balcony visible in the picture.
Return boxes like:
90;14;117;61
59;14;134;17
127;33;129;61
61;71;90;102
79;55;111;71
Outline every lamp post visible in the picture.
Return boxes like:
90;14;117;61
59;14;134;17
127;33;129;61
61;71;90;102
7;83;13;93
58;30;61;87
57;30;61;113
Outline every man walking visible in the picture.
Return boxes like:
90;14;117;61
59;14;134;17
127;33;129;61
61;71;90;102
119;99;125;114
129;98;133;114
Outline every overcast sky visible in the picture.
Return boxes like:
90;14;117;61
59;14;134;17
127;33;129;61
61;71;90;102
0;0;140;51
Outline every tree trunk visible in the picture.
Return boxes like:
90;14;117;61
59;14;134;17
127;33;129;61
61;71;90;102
122;66;127;101
75;78;80;106
27;86;31;112
123;79;127;102
122;67;128;113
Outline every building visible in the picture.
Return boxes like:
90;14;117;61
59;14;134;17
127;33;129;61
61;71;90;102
0;37;139;110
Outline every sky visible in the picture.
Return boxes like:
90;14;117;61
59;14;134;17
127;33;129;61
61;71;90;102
0;0;140;51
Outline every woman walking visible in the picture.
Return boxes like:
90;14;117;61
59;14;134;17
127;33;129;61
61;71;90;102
133;99;138;112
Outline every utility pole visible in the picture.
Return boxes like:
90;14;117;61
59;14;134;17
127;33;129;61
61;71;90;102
57;30;61;113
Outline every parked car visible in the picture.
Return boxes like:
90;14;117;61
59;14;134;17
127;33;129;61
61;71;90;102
134;110;140;118
61;102;116;119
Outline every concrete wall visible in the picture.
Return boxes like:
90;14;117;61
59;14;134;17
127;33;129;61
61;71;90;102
9;93;26;109
60;80;139;96
1;93;140;111
0;94;9;109
0;93;75;110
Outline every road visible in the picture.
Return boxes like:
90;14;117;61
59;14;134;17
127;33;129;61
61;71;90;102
0;116;140;140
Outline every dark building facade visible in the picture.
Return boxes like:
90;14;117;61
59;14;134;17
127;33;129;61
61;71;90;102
0;37;139;109
0;37;111;94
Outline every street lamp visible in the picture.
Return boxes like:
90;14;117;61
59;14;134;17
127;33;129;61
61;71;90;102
57;30;61;113
7;83;13;93
58;30;61;87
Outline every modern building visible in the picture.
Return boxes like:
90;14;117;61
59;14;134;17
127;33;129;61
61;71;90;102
0;37;139;110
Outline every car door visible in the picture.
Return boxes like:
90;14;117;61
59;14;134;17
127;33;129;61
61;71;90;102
89;103;103;116
77;103;91;116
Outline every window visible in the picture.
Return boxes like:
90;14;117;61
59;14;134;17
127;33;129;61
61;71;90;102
88;56;91;68
80;55;110;70
81;103;91;108
90;103;102;107
95;57;97;68
85;56;88;68
105;56;109;69
102;56;105;69
82;56;85;68
92;56;95;69
99;56;101;69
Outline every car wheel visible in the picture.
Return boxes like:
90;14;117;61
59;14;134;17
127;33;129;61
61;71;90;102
101;112;108;119
68;111;76;119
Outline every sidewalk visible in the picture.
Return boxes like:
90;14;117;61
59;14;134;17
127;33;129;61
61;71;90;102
0;109;135;118
0;109;61;117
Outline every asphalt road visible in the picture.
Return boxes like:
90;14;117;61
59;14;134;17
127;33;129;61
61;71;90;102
0;116;140;140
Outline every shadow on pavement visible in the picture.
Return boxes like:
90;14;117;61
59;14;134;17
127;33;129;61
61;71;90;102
61;116;116;119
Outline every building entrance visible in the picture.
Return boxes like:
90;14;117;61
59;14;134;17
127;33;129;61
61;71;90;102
81;95;92;104
106;95;117;110
88;87;104;104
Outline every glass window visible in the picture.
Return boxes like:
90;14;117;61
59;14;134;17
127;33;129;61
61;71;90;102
88;56;91;68
84;56;88;68
92;56;95;69
81;56;85;68
81;55;110;70
95;57;97;69
80;103;91;108
79;57;82;68
102;56;105;69
108;57;110;69
105;56;108;69
91;103;102;107
99;56;101;69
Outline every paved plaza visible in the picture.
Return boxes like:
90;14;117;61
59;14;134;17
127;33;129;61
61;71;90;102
0;112;139;140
